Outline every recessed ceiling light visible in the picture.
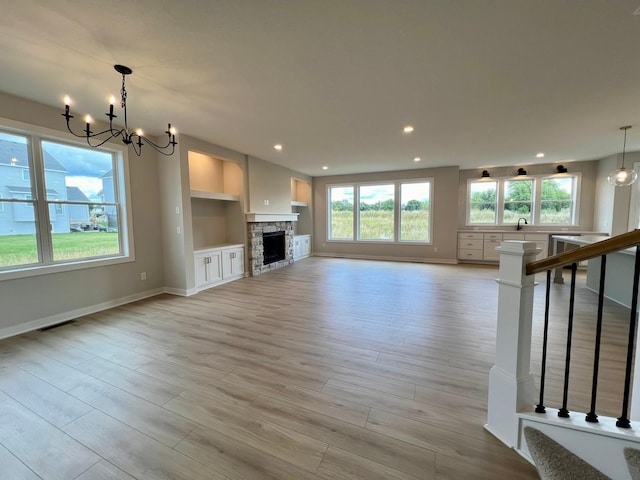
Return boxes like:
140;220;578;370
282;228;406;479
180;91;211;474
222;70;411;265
403;125;414;133
322;166;328;170
413;157;421;162
536;152;545;158
274;144;283;151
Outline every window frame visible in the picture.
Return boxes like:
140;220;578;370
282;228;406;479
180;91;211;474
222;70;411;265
466;173;581;227
0;117;135;282
327;178;433;244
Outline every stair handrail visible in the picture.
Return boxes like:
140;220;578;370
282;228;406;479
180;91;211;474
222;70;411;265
526;229;640;275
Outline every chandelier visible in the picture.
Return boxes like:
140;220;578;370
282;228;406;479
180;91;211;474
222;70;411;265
62;64;177;156
608;126;637;187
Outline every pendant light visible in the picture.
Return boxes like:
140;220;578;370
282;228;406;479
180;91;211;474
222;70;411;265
608;126;637;187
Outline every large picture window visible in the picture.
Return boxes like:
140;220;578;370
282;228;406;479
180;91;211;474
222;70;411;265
467;174;579;226
327;179;432;243
0;124;132;278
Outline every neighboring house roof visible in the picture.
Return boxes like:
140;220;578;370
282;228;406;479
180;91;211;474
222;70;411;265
6;185;59;195
101;169;113;179
66;186;90;202
0;139;68;172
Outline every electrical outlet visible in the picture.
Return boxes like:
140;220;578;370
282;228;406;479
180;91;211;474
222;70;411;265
177;226;181;234
175;206;180;214
140;272;147;280
434;247;438;252
264;199;270;206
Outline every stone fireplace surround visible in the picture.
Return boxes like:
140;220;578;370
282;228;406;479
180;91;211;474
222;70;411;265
247;221;294;276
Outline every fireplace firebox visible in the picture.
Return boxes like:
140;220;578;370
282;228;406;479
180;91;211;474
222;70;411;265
263;231;285;265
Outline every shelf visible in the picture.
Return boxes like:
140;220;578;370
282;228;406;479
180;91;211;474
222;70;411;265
191;190;239;202
291;200;308;207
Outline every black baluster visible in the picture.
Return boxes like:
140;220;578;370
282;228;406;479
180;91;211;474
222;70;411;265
535;269;552;414
586;255;607;423
558;263;577;418
617;246;640;429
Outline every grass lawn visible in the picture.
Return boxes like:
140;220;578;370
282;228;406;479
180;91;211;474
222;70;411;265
0;232;120;267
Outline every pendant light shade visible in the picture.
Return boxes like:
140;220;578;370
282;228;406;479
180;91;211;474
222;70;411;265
608;126;637;187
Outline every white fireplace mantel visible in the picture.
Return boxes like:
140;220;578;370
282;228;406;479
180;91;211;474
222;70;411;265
245;213;299;223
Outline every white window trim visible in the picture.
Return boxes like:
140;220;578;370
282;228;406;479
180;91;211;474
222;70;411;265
0;117;135;282
327;178;433;244
466;173;581;227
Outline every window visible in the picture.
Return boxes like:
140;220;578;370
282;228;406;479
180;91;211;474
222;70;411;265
0;125;132;277
468;181;497;224
540;177;575;224
328;185;354;240
467;174;579;226
400;181;430;242
358;184;394;241
0;193;3;212
503;179;533;223
327;179;432;243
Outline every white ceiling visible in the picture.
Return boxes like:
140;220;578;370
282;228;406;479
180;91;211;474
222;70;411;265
2;1;640;176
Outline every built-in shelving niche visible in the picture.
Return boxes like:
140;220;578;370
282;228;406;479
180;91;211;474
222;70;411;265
291;177;312;235
188;151;245;250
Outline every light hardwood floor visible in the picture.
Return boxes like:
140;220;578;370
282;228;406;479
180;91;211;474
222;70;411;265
0;258;631;479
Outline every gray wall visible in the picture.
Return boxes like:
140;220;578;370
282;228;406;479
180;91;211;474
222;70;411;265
313;166;459;262
0;92;164;336
246;156;293;214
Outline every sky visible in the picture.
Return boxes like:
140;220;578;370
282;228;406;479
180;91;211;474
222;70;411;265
330;182;430;204
43;141;112;198
0;132;112;199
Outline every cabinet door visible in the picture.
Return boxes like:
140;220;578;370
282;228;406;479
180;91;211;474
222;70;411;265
194;252;222;288
208;253;222;283
302;236;311;256
293;239;302;259
194;254;209;289
222;248;244;279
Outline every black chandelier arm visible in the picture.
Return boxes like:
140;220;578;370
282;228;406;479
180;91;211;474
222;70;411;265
133;133;177;151
63;119;125;149
131;134;177;156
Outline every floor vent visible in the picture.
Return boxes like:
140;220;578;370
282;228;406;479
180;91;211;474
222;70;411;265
37;320;75;332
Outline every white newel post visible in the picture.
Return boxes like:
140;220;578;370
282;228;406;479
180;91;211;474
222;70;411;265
485;241;541;447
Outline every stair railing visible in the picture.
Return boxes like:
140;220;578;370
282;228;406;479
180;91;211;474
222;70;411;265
486;230;640;448
526;230;640;429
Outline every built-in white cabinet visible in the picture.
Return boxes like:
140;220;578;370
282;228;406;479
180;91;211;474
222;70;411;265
293;234;311;260
194;244;244;292
458;231;549;262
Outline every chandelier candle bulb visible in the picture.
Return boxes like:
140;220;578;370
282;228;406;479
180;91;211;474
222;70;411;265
84;115;92;136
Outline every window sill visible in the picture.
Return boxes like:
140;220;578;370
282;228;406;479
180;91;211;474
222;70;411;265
0;254;134;282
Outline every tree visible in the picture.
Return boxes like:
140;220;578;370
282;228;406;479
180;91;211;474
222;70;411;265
404;199;422;211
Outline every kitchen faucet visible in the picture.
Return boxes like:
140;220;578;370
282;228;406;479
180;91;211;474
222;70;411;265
517;217;528;231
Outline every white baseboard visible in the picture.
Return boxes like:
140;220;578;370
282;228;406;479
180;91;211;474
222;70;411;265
163;286;191;297
0;287;165;340
312;252;457;264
